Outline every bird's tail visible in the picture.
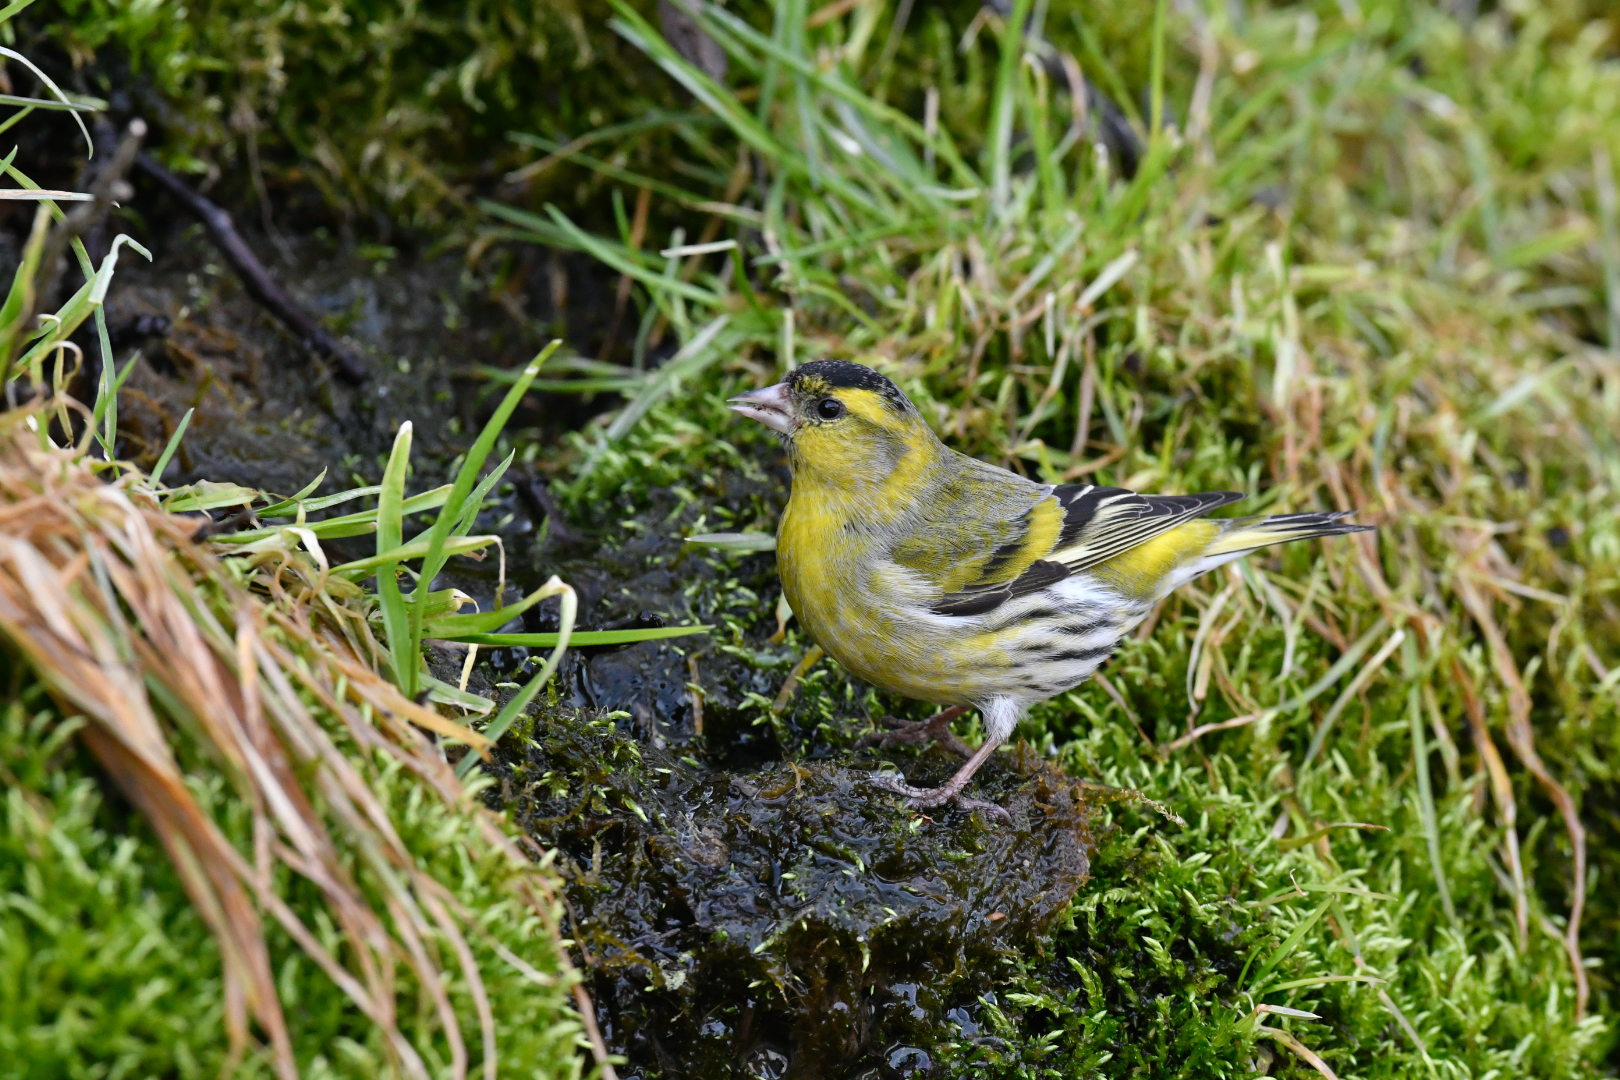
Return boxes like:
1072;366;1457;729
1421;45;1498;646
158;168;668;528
1203;510;1374;558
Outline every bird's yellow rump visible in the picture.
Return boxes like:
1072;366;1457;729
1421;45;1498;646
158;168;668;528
729;360;1372;817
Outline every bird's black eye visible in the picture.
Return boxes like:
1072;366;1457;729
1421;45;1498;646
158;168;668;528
816;397;845;420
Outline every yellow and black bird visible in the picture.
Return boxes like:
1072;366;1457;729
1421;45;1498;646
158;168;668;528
729;360;1371;817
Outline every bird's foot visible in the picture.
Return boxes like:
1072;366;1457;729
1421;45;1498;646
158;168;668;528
870;774;1013;824
856;705;972;758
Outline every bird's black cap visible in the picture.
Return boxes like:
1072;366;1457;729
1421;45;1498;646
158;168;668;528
788;360;910;413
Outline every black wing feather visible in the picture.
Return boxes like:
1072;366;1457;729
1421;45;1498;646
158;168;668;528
929;559;1070;617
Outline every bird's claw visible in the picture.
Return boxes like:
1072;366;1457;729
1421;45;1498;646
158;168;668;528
870;774;1013;825
855;707;973;758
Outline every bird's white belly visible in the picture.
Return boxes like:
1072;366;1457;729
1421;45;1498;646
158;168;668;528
805;567;1143;708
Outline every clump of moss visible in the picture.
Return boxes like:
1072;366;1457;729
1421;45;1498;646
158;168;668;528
488;702;1093;1076
0;675;589;1078
40;0;674;225
0;400;591;1075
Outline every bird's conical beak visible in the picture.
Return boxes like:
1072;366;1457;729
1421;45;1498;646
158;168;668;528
727;382;796;434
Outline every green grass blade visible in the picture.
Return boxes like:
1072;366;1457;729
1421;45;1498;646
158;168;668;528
492;143;714;215
451;450;515;538
1405;636;1456;926
148;408;194;484
220;485;452;543
608;3;795;170
700;1;979;188
0;45;91;156
253;471;328;517
377;422;416;691
0;197;45;357
541;205;722;306
987;0;1033;212
456;578;578;778
420;674;494;715
88;348;138;459
1072;12;1143;135
334;533;494;577
405;341;559;681
1244;898;1333;993
0;1;43;28
1302;627;1406;768
605;314;732;441
1148;0;1167;135
685;532;777;552
421;571;567;638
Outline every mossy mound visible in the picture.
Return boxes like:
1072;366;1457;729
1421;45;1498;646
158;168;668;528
493;711;1090;1077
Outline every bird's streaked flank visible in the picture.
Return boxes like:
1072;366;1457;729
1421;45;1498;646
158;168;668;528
730;360;1373;819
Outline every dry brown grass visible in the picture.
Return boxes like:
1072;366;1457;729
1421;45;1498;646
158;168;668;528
0;404;609;1078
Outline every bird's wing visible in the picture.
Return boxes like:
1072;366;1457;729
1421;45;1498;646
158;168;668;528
1045;485;1246;572
888;456;1067;614
922;484;1245;617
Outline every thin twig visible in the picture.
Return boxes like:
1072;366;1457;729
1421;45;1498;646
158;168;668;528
135;152;368;384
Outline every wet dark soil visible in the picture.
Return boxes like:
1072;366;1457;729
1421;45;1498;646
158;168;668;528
54;202;1096;1079
500;726;1090;1079
54;207;621;495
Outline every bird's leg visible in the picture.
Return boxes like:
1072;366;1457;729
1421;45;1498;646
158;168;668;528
871;735;1011;824
856;705;972;758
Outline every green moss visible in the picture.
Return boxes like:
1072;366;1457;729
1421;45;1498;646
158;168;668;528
0;658;585;1078
41;0;675;225
0;679;235;1077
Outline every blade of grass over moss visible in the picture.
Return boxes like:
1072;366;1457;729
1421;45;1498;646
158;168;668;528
1301;628;1406;769
377;422;414;689
147;407;193;483
403;342;557;698
1244;899;1333;995
457;577;577;779
1405;635;1456;925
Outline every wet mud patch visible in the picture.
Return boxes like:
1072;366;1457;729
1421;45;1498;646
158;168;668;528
488;713;1093;1079
80;213;621;495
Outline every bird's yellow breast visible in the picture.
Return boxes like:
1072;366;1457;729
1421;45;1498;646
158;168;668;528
778;492;966;703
